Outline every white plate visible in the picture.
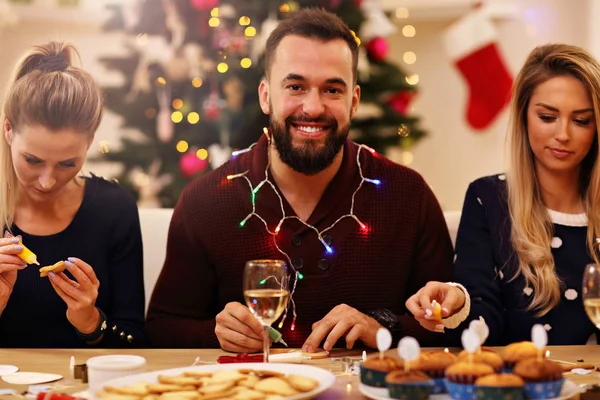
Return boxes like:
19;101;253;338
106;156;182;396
359;379;584;400
93;362;336;400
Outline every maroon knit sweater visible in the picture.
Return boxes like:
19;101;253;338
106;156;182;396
146;135;454;348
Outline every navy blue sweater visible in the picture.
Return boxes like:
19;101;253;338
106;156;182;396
451;174;598;345
0;175;147;347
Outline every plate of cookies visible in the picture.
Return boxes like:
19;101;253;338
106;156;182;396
93;362;336;400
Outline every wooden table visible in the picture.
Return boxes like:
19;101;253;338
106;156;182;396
0;346;598;399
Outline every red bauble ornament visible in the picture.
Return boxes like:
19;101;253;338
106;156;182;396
366;37;388;62
329;0;342;9
190;0;219;11
179;151;209;178
387;90;416;115
355;0;363;7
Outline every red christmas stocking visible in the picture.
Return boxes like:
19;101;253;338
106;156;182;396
443;11;513;130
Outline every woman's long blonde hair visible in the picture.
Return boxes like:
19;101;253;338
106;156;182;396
0;41;103;232
507;44;600;316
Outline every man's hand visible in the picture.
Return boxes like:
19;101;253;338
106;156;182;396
405;281;466;332
215;302;267;353
302;304;382;352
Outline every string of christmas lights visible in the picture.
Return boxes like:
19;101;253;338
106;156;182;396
227;129;381;330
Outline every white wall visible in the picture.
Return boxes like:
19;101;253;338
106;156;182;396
386;0;590;210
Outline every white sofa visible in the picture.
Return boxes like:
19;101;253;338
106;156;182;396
138;208;461;312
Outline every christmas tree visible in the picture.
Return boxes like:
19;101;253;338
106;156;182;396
98;0;425;208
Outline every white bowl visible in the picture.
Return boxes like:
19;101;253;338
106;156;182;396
86;355;146;393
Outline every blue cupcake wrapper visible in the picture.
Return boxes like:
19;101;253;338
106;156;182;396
388;380;434;400
474;385;524;400
360;366;388;388
432;377;447;394
445;379;477;400
523;378;564;399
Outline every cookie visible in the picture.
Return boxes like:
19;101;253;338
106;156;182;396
104;382;149;396
286;374;319;392
157;374;203;386
39;261;66;277
254;377;298;396
302;349;330;359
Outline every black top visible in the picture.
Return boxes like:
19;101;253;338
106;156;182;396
451;174;598;345
0;175;147;347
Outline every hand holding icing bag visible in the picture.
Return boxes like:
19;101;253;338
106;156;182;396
4;230;39;265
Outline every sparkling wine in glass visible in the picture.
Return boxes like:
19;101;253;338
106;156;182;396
582;263;600;328
243;260;289;362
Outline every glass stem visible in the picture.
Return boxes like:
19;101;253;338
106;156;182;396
263;325;269;363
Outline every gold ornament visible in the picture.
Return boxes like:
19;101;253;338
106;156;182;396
398;124;410;137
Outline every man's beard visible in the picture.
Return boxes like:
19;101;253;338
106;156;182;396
270;114;349;175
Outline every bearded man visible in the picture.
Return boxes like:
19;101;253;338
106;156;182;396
146;8;453;350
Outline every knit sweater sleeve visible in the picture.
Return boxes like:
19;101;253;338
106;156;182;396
449;180;505;344
401;179;455;346
146;186;220;348
98;196;147;347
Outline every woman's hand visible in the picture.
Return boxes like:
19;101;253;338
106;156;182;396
0;236;28;313
48;257;101;334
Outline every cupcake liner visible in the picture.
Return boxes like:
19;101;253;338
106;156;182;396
388;380;434;400
474;385;524;400
431;377;447;394
523;378;564;399
360;366;389;388
422;369;446;379
445;379;477;400
446;373;481;385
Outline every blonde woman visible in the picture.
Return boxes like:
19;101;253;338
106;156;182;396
406;44;600;345
0;42;146;347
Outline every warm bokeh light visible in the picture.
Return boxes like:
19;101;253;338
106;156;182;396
403;52;417;64
192;77;203;88
217;63;229;73
406;74;419;85
187;112;200;124
402;25;416;37
176;140;189;153
396;7;409;18
172;99;183;110
196;148;209;160
171;111;183;123
240;58;252;68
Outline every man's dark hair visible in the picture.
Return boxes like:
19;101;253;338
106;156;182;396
264;8;359;84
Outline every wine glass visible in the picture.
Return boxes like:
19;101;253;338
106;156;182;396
582;263;600;328
243;259;290;362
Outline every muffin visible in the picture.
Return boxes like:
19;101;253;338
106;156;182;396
458;347;499;358
445;362;495;400
513;358;564;399
501;341;538;371
360;356;400;387
474;373;525;400
417;350;457;394
385;370;434;400
457;352;504;372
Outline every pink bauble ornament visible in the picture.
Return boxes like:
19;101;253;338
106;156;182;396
366;37;388;62
387;90;416;115
190;0;219;11
179;151;209;178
